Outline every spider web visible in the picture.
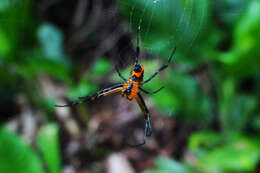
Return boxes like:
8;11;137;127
118;0;248;62
116;0;207;116
117;0;248;118
119;0;207;57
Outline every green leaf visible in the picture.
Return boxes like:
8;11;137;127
91;59;112;76
212;0;250;27
152;68;210;120
227;95;256;130
37;23;68;64
189;131;260;172
0;126;45;173
0;28;11;57
0;0;32;57
16;49;72;84
0;0;11;12
37;123;61;173
219;78;235;130
68;79;98;100
219;78;257;131
189;131;222;157
219;0;260;77
252;115;260;131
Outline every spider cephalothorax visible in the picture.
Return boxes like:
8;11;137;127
131;63;144;82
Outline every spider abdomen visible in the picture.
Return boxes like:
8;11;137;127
122;80;138;100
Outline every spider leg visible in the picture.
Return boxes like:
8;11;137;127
128;118;151;147
115;66;127;82
135;25;140;64
55;84;123;107
143;46;176;84
139;86;165;94
128;93;152;147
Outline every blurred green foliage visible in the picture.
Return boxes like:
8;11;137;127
119;0;260;172
189;131;260;172
0;0;260;172
37;123;61;173
0;124;62;173
0;127;45;173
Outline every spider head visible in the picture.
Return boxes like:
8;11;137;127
131;63;144;81
134;63;143;73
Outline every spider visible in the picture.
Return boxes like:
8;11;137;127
56;31;176;147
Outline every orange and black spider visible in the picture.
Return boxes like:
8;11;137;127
56;31;176;147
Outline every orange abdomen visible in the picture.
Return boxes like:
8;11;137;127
122;80;139;100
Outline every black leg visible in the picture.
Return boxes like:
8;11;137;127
115;66;127;82
135;25;141;64
128;116;152;147
55;84;123;107
139;86;165;94
127;93;152;147
144;46;176;84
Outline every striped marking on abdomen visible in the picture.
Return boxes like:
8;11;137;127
122;80;139;100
